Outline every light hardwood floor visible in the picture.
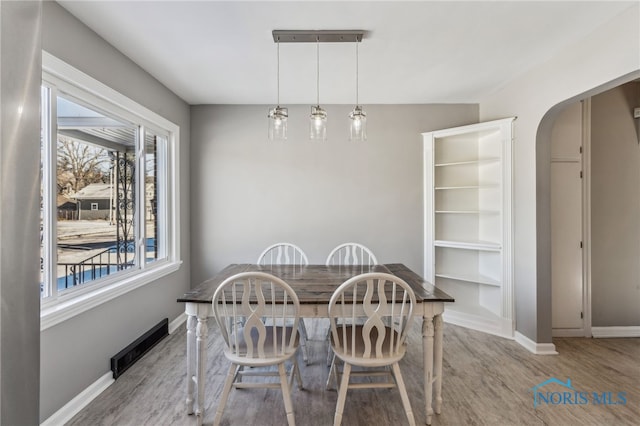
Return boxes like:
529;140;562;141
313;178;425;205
67;320;640;426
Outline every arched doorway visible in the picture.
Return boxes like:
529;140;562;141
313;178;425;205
536;74;640;344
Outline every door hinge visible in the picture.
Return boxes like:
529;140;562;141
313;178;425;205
580;170;583;178
579;146;583;154
580;312;584;319
580;241;583;248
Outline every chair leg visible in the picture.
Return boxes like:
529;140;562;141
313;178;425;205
391;362;416;426
326;328;333;367
236;364;244;383
325;357;334;390
299;321;309;365
333;362;351;426
278;362;296;426
286;358;304;391
293;359;304;390
325;352;336;390
213;363;237;426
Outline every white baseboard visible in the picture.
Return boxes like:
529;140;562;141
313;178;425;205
552;328;587;337
515;331;558;355
592;326;640;338
169;312;187;334
41;372;114;426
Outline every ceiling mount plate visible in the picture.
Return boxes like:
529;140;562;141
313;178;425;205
272;30;364;43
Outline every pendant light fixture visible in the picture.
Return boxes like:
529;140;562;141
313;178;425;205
310;36;327;141
268;36;287;140
349;40;366;141
270;30;365;141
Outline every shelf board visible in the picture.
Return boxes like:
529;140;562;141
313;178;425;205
434;158;500;167
435;210;500;215
434;240;501;251
435;273;501;287
435;185;499;190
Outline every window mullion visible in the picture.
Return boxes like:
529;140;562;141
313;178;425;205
157;135;168;260
136;125;146;268
42;85;59;300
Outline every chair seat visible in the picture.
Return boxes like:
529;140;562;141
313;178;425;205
226;326;299;366
331;325;406;367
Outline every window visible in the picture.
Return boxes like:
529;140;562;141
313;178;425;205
40;53;180;329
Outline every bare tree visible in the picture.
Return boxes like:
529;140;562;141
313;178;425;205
57;137;111;194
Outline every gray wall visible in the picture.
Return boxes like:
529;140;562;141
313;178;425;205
591;81;640;326
0;1;42;424
190;104;477;285
40;2;191;421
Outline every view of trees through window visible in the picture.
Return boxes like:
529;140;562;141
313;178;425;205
57;137;110;196
41;90;163;297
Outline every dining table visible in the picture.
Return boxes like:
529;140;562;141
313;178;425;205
177;263;454;425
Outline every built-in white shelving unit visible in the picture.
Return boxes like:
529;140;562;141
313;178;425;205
423;118;515;338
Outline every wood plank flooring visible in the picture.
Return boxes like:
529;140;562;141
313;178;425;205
67;320;640;426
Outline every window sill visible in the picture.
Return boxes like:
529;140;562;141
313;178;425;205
40;261;182;331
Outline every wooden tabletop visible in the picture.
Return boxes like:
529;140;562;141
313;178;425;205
178;263;454;304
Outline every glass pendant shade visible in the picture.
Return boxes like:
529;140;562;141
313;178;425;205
268;37;287;141
349;40;367;141
309;37;328;141
268;105;288;140
310;105;327;140
349;105;367;141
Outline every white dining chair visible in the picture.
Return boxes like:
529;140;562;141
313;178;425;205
326;272;416;426
257;242;310;364
325;242;378;266
258;242;309;266
325;243;378;365
212;272;303;426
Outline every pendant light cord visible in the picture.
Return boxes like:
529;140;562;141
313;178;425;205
356;40;359;107
316;36;320;107
276;37;280;107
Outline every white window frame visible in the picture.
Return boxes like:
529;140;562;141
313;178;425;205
40;52;181;330
90;203;99;211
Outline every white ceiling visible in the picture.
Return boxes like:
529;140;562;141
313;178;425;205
57;1;635;105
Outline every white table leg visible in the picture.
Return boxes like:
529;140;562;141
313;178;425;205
422;314;435;425
186;314;196;414
433;314;444;414
195;314;209;425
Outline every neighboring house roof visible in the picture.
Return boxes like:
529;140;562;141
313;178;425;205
72;183;112;200
57;194;77;208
